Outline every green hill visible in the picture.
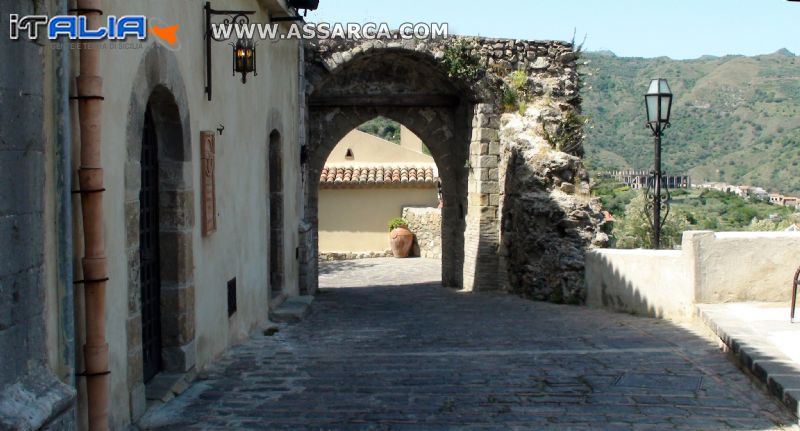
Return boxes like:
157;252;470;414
581;50;800;195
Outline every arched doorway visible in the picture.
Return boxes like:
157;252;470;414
269;130;284;299
124;46;196;419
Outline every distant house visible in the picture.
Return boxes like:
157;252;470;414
318;127;440;254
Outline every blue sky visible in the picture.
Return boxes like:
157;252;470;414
311;0;799;59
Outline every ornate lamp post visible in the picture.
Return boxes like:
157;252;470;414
644;79;673;249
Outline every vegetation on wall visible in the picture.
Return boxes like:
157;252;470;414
543;111;587;155
502;70;532;115
442;39;483;81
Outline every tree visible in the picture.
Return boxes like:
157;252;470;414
613;192;689;249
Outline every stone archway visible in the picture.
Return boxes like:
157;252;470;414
303;43;501;293
302;37;607;301
124;45;194;420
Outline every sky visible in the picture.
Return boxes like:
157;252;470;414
311;0;800;60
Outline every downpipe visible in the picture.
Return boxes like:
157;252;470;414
75;0;109;429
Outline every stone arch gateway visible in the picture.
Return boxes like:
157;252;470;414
301;37;608;299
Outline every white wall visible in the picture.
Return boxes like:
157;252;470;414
68;0;302;427
586;231;800;321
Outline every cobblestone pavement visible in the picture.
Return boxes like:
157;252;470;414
141;258;798;430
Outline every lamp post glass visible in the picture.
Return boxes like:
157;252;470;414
645;79;672;129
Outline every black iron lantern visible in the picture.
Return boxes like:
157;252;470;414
287;0;320;15
232;38;256;84
645;79;673;133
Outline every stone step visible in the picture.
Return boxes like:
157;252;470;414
269;295;314;323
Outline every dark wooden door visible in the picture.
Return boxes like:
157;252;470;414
140;106;162;383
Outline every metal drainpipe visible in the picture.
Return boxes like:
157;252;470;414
75;0;109;429
56;0;76;398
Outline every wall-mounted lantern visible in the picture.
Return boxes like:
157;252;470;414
204;1;256;101
286;0;320;16
232;38;257;84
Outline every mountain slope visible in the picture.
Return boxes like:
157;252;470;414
581;50;800;195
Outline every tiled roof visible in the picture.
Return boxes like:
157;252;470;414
320;165;438;188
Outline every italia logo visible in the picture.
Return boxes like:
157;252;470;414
8;14;179;47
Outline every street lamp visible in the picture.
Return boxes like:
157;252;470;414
644;79;673;249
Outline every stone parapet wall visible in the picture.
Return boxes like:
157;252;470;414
319;251;393;261
586;231;800;321
403;207;442;259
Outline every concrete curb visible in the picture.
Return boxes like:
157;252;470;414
697;305;800;422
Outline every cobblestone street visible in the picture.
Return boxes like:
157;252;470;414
140;258;797;430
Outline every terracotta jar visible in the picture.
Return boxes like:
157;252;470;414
389;225;414;258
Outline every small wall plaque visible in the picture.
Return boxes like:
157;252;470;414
201;131;217;236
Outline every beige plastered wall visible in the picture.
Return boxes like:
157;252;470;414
586;231;800;321
327;129;434;164
66;0;302;427
319;187;439;252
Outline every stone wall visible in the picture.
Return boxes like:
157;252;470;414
403;207;442;259
0;1;76;428
319;251;393;261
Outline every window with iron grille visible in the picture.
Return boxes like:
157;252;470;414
227;278;237;317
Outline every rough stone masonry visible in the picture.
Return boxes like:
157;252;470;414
304;35;607;302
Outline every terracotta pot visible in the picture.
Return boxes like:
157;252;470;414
389;226;414;258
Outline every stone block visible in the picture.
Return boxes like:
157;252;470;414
129;383;147;421
159;189;195;229
471;127;498;142
124;162;141;202
477;181;499;194
475;155;498;169
126;314;142;354
159;160;192;190
0;151;44;215
468;193;490;206
125;201;140;249
126;347;143;390
160;284;195;345
127;249;141;314
159;230;194;283
0;213;44;278
162;340;196;374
